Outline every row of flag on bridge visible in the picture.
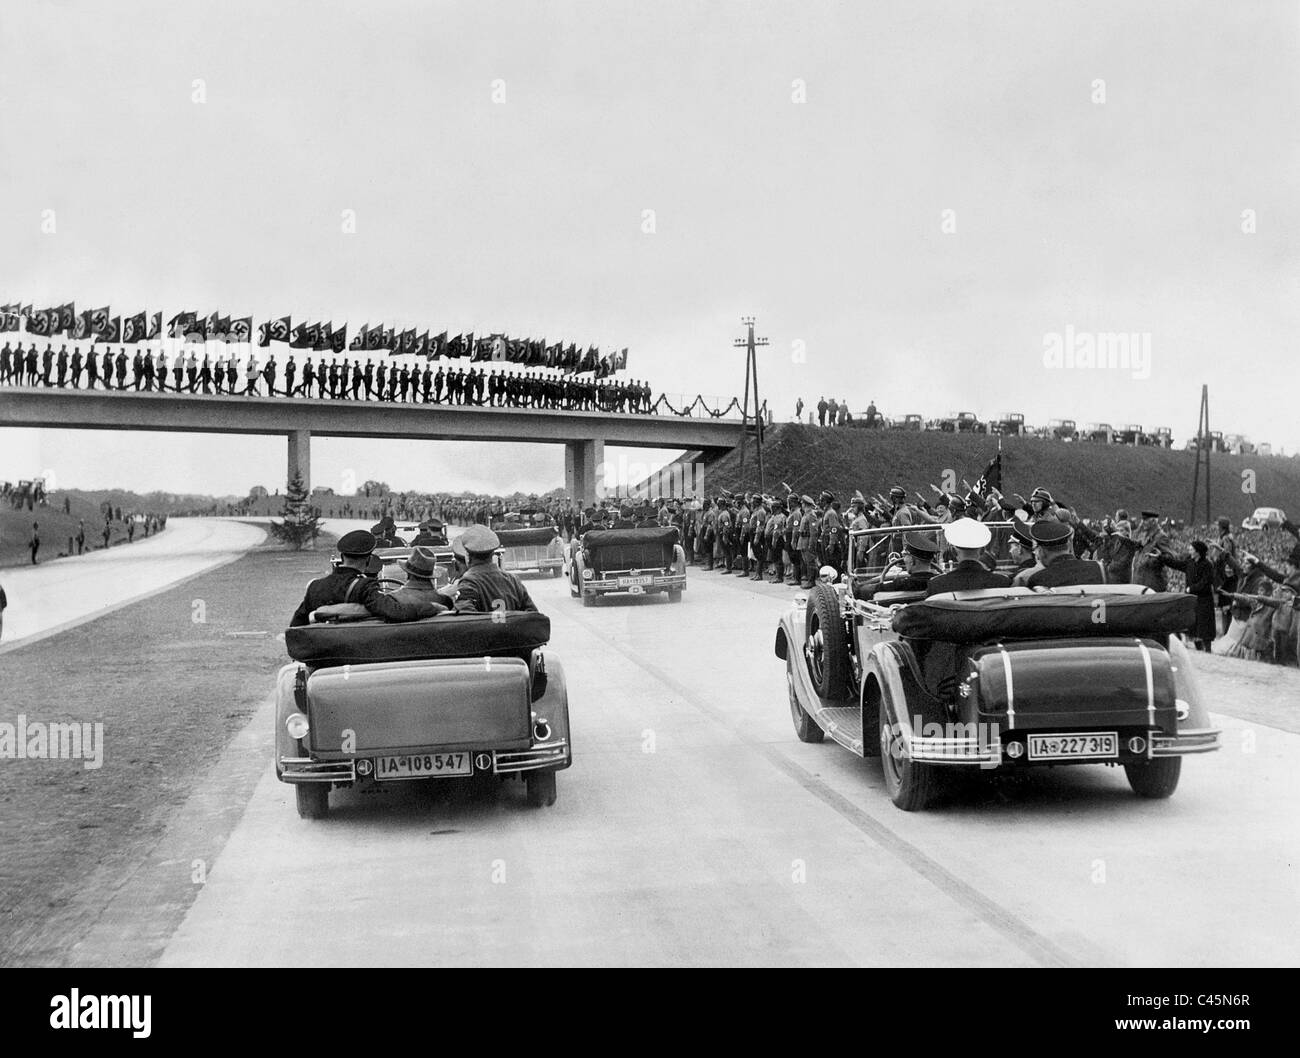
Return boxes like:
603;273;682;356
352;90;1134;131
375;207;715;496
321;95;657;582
1;302;630;376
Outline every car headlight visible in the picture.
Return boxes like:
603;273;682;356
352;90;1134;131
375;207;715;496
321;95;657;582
582;568;594;579
285;712;310;740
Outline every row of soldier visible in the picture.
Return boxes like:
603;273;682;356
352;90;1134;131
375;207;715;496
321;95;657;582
0;342;655;414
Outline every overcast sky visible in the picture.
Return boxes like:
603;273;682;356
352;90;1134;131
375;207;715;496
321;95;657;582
2;0;1296;496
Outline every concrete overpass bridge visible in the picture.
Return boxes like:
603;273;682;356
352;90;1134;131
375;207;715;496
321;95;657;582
0;387;743;503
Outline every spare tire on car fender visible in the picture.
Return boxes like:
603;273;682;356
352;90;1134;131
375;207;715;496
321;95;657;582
804;583;851;700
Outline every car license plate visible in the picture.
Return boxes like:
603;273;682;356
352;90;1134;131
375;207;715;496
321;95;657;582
374;752;472;779
618;576;652;587
1027;733;1118;760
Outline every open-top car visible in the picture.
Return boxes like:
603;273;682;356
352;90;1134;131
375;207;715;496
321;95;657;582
490;509;565;576
774;524;1220;811
276;607;571;818
568;525;686;605
374;545;458;589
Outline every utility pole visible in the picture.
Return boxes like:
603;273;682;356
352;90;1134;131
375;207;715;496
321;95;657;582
1189;384;1212;526
733;316;769;493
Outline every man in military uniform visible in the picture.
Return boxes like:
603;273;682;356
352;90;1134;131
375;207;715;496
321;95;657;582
784;494;803;585
733;492;751;574
926;519;1010;596
797;495;819;589
1023;521;1105;588
820;492;845;576
715;493;734;573
289;530;443;626
853;532;941;600
766;497;788;583
697;498;715;571
453;525;539;613
1130;511;1174;591
70;346;83;389
747;495;770;581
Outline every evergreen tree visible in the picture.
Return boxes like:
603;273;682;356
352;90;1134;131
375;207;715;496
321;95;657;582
269;472;322;550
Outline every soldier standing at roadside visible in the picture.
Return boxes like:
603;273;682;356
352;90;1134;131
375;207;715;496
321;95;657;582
766;498;788;583
799;495;821;588
747;496;770;581
715;495;734;574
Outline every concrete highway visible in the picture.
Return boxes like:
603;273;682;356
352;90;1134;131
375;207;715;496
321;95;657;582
8;519;1295;966
154;548;1298;968
0;518;266;650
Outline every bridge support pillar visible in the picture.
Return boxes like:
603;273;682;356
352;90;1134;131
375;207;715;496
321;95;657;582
287;429;311;494
565;438;604;505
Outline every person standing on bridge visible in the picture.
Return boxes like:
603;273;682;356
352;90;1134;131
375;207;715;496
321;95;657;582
186;350;199;393
199;354;213;394
245;353;260;396
363;358;375;400
56;345;68;387
171;350;184;392
263;354;277;397
70;346;83;389
284;354;297;398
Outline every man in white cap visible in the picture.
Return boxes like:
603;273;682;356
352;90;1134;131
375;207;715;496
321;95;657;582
926;518;1010;596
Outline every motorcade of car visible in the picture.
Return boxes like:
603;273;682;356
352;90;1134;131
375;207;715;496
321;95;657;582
1223;434;1256;456
892;414;925;431
490;509;566;576
1150;426;1173;448
1241;507;1288;531
1048;418;1078;441
1083;422;1115;444
774;523;1220;811
276;606;571;818
989;412;1025;436
568;524;686;605
1115;424;1146;446
373;544;458;589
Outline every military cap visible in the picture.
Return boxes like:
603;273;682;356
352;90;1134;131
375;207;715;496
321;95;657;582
771;497;786;511
943;517;991;550
720;488;733;499
460;524;500;554
1030;487;1054;503
801;494;816;507
1030;520;1073;545
451;535;469;561
949;495;967;510
819;490;835;504
338;529;377;557
418;517;444;530
1010;517;1036;547
904;531;940;557
889;486;906;501
852;490;867;505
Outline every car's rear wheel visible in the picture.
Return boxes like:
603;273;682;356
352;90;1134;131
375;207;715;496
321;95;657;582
668;589;683;603
879;705;936;811
295;784;329;819
526;770;557;807
805;583;851;700
787;656;824;743
1124;756;1181;799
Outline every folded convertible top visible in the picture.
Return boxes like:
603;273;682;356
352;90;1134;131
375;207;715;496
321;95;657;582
891;589;1196;643
494;526;559;547
285;611;551;666
583;526;680;548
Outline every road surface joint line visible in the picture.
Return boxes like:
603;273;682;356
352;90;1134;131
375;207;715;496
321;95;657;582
563;603;1084;969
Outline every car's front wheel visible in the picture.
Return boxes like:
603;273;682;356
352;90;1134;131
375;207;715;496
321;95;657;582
526;770;557;807
1124;756;1181;798
295;784;329;819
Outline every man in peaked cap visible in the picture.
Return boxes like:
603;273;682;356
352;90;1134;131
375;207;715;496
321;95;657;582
926;519;1010;596
288;530;443;626
1021;520;1105;589
854;531;942;601
452;524;539;614
715;495;734;573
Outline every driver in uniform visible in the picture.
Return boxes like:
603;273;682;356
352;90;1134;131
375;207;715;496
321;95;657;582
853;531;941;601
288;530;444;626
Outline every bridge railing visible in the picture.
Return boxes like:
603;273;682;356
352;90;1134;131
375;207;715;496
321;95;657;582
651;394;752;421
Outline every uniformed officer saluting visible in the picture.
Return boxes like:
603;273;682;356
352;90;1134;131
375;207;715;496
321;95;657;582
452;525;539;614
289;530;443;627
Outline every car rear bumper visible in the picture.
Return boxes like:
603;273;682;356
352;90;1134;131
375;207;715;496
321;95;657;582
904;725;1221;768
584;574;686;595
278;739;572;784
